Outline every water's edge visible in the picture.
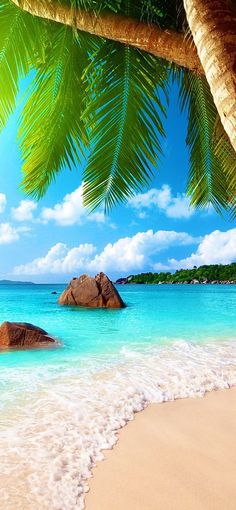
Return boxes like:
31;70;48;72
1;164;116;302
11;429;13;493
0;284;236;509
1;339;236;510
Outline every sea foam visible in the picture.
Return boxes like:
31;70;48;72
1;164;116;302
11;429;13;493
1;339;236;509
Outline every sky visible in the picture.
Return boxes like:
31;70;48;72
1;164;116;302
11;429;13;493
0;81;235;283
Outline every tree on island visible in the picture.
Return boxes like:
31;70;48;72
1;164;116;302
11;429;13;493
128;263;236;284
0;0;235;213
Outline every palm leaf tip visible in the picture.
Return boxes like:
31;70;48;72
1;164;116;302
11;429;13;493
19;26;93;198
82;41;169;211
179;70;236;215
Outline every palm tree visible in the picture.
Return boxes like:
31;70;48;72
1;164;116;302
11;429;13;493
184;0;236;153
0;0;235;213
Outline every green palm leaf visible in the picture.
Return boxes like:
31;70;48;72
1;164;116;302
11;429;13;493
179;71;231;213
71;0;122;12
0;0;46;130
19;25;94;198
213;119;236;217
70;0;178;26
82;41;169;210
0;0;233;216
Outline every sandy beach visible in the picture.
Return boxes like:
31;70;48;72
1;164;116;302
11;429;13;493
86;387;236;510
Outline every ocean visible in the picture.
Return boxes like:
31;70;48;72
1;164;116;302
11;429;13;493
0;283;236;510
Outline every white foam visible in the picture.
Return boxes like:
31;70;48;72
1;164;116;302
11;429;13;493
1;339;236;509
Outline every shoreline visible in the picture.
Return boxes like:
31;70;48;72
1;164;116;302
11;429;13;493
116;280;236;285
86;386;236;510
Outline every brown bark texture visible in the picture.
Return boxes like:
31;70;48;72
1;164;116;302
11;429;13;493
184;0;236;152
11;0;202;73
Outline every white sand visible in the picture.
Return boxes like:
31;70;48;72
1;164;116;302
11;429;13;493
86;387;236;510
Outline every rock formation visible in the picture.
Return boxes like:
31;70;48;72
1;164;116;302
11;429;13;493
0;322;56;349
58;272;126;308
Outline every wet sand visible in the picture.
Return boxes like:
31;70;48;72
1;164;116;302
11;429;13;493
86;387;236;510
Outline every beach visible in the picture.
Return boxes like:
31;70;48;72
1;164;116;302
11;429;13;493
86;387;236;510
0;0;236;504
0;283;236;509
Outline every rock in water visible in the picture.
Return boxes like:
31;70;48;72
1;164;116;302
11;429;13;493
58;272;126;309
0;322;55;349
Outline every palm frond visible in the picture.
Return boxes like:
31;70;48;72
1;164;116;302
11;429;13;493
0;0;234;219
179;71;232;214
137;0;180;28
71;0;122;12
69;0;177;24
0;0;46;130
19;25;94;198
82;41;169;211
213;118;236;217
68;0;181;33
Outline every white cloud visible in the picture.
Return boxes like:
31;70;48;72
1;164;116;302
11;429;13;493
41;185;105;226
12;199;37;222
0;223;30;244
88;230;196;273
129;186;171;210
154;228;236;270
13;242;96;275
165;195;193;219
13;229;197;275
15;228;236;277
138;211;148;219
128;185;194;219
0;193;7;213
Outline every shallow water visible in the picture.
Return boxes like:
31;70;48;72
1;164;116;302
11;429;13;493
0;284;236;509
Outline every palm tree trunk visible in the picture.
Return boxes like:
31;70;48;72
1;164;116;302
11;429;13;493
184;0;236;152
11;0;202;73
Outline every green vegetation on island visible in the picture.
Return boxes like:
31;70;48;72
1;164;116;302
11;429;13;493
117;263;236;285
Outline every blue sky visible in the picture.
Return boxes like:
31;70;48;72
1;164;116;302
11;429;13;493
0;82;235;283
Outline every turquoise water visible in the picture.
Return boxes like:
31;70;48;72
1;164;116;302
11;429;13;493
0;284;236;510
0;283;235;366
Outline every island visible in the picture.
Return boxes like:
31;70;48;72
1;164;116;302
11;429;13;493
0;280;35;285
115;263;236;285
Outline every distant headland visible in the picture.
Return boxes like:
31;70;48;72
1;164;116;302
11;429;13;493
115;263;236;285
0;280;35;285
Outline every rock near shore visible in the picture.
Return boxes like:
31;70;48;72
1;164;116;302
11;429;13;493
0;322;56;349
58;272;126;309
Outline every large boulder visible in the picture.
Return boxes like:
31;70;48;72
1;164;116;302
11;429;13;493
58;272;126;309
0;322;56;350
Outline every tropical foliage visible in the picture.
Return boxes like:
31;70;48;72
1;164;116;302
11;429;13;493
0;0;235;213
127;263;236;284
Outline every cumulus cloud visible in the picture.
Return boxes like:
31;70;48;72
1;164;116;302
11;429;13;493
128;185;194;219
88;230;196;273
41;185;106;226
13;242;96;275
0;193;7;213
12;199;37;222
13;229;197;275
154;228;236;270
15;228;236;276
0;223;30;244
